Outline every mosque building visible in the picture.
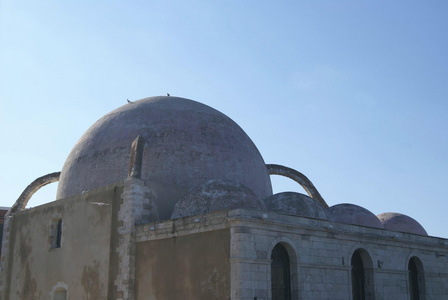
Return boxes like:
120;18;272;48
1;96;447;300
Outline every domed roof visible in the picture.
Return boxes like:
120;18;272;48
264;192;332;220
57;96;272;220
377;212;428;236
329;203;383;229
171;179;266;219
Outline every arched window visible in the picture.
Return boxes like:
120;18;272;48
351;249;375;300
51;282;68;300
408;257;425;300
53;287;67;300
271;243;291;300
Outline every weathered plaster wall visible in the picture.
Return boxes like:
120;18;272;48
4;184;123;300
135;229;230;300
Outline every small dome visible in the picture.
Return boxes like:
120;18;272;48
329;203;383;229
264;192;332;220
171;179;266;218
377;213;428;236
57;97;272;220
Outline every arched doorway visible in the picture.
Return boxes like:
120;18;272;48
271;243;291;300
351;250;366;300
351;249;375;300
408;257;425;300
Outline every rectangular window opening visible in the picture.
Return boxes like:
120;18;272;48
56;219;62;248
50;218;63;249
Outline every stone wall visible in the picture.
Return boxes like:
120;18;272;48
227;209;448;300
4;192;446;300
138;208;448;300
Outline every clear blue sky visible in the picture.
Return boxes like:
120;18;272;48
1;1;447;238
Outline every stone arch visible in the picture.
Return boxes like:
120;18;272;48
404;252;425;271
349;246;376;300
9;172;60;215
0;172;60;296
266;237;299;299
266;236;298;260
347;244;375;268
266;164;328;208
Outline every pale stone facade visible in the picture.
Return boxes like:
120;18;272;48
2;180;448;299
135;207;448;300
1;96;447;299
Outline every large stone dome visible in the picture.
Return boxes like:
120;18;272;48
57;96;272;220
